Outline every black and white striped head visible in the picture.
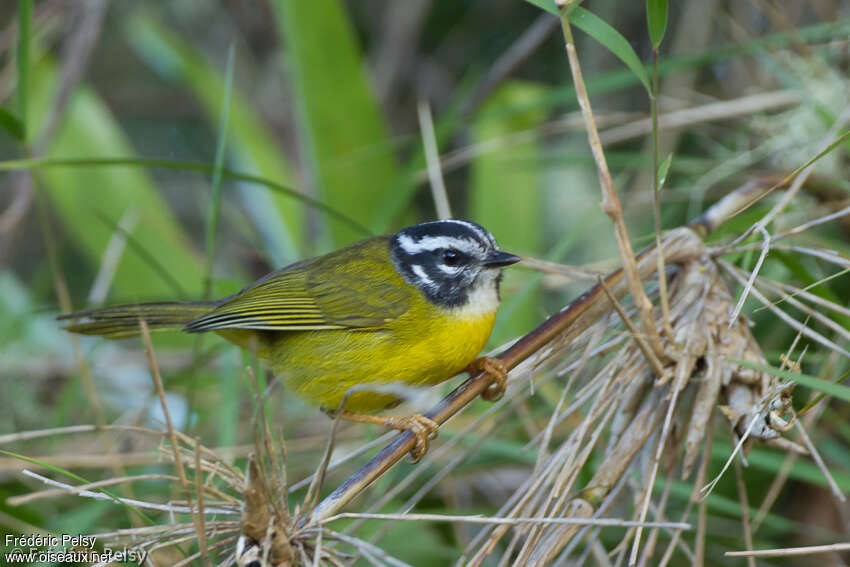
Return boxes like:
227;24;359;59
389;220;520;309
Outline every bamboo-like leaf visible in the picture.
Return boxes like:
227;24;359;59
0;106;24;140
524;0;558;16
734;359;850;403
17;0;32;140
0;155;370;237
524;1;651;93
571;7;651;94
470;83;545;344
29;57;203;300
203;42;235;298
647;0;668;49
656;152;673;190
125;12;304;264
273;0;399;244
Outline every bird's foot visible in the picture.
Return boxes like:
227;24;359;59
467;356;509;402
336;412;439;463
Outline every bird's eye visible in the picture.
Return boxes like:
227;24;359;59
441;249;460;266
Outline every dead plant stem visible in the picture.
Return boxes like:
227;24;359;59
556;0;667;364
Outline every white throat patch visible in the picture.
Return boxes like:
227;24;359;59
452;270;501;319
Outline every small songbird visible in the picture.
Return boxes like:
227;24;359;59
60;219;520;459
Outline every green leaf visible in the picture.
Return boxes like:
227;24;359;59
734;359;850;403
125;12;304;265
656;152;673;190
647;0;668;49
273;0;398;245
0;449;154;524
28;56;204;300
0;106;24;140
470;82;545;344
524;0;558;16
17;0;32;140
203;42;235;298
522;1;651;94
571;8;651;94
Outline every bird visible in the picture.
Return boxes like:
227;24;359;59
60;219;520;460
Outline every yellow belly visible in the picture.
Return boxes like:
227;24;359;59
262;307;497;412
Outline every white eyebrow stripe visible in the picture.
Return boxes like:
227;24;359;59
411;264;435;288
398;234;482;256
444;219;496;247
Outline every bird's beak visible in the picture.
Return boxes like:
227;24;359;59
483;250;521;268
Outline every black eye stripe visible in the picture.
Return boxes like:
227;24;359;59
388;220;502;308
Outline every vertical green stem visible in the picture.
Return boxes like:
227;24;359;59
651;48;673;339
202;42;236;300
17;0;32;141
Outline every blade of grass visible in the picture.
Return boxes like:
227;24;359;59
525;1;651;93
27;56;203;299
0;106;25;140
0;155;371;237
470;82;544;344
124;12;305;263
733;358;850;404
273;0;399;244
17;0;32;141
203;42;235;300
0;449;154;525
647;0;668;49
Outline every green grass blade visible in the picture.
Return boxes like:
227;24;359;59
203;42;235;298
656;152;673;190
647;0;668;49
124;12;304;264
0;106;24;140
28;56;204;300
0;448;154;525
16;0;32;141
470;83;544;344
571;7;651;94
734;359;850;403
0;155;372;237
523;1;651;93
524;0;557;16
273;0;399;244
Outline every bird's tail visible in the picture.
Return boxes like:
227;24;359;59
59;302;215;339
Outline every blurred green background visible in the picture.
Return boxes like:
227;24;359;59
2;1;850;565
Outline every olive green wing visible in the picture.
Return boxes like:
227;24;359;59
183;238;409;333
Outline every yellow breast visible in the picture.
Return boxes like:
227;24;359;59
267;289;498;413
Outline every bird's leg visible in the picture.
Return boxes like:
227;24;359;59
334;412;439;462
467;356;509;402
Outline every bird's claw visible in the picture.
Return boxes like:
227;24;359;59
468;356;509;402
385;414;439;463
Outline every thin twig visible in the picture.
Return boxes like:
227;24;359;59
322;512;690;530
733;457;757;567
17;470;236;515
417;99;452;219
195;438;213;567
728;224;771;327
140;320;190;493
598;276;667;380
726;542;850;558
556;0;666;363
